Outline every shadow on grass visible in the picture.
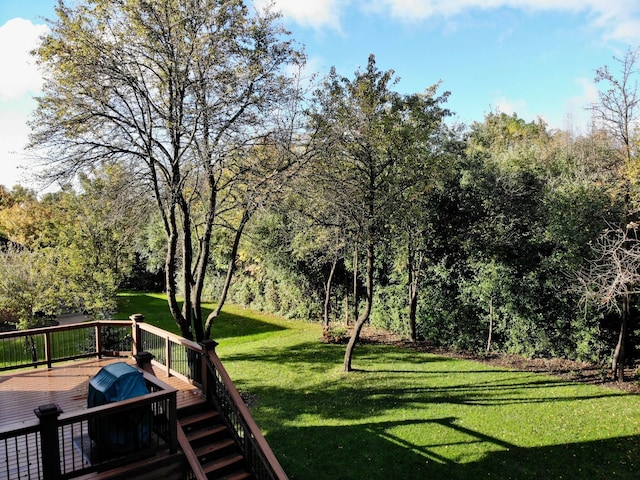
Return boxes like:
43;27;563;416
226;341;626;410
116;292;287;339
241;376;625;429
211;310;288;340
232;342;638;478
264;418;640;479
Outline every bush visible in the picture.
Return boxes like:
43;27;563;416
322;324;349;344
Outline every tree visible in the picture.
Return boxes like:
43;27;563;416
586;47;640;380
0;171;142;319
30;0;305;341
580;224;640;381
592;46;640;167
388;95;455;341
0;246;61;360
308;55;450;371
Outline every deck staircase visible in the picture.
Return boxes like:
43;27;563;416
178;401;253;480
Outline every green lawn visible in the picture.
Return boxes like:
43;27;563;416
117;293;640;479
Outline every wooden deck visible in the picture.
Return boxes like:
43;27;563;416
0;356;205;431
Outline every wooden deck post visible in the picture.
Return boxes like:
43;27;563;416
168;391;178;454
94;324;103;358
134;351;155;374
199;340;218;400
34;403;63;480
130;314;145;356
44;332;52;368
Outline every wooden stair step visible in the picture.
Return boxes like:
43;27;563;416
194;437;236;458
186;424;228;442
179;410;221;428
202;453;245;475
217;471;253;480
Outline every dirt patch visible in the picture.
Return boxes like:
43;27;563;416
356;326;640;394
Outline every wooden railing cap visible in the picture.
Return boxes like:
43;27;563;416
34;403;63;419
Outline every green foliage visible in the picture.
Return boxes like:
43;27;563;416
5;35;639;369
0;243;119;328
227;263;320;320
0;247;59;329
370;283;406;334
0;166;146;322
217;209;325;320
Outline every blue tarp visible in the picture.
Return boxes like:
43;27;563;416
88;362;152;455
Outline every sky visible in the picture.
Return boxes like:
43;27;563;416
1;0;639;189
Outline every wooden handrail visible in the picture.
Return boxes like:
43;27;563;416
58;388;172;424
0;365;180;479
0;321;133;372
0;320;131;339
177;427;208;480
207;350;289;480
1;319;288;479
0;418;39;438
136;322;203;352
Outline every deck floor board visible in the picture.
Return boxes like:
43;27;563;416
0;357;204;430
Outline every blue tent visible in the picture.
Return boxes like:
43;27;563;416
88;362;153;455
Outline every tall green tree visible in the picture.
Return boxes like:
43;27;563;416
308;55;450;371
387;96;456;341
30;0;305;341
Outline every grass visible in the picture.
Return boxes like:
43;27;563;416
117;293;640;479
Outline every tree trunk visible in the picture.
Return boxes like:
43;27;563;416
179;196;200;340
407;246;423;343
408;284;418;343
203;210;250;339
343;241;373;372
612;293;629;382
486;296;494;355
352;246;358;326
192;189;218;342
323;257;338;328
344;268;350;325
165;206;192;340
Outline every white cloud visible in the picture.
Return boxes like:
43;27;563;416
269;0;640;42
0;18;48;102
254;0;345;30
491;78;600;132
560;77;599;133
0;100;36;188
492;92;529;118
566;77;599;111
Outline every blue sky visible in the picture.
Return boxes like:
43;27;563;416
1;0;639;188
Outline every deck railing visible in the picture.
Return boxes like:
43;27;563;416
0;317;287;480
0;321;132;371
132;320;203;389
55;371;177;478
203;345;289;480
0;420;41;479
